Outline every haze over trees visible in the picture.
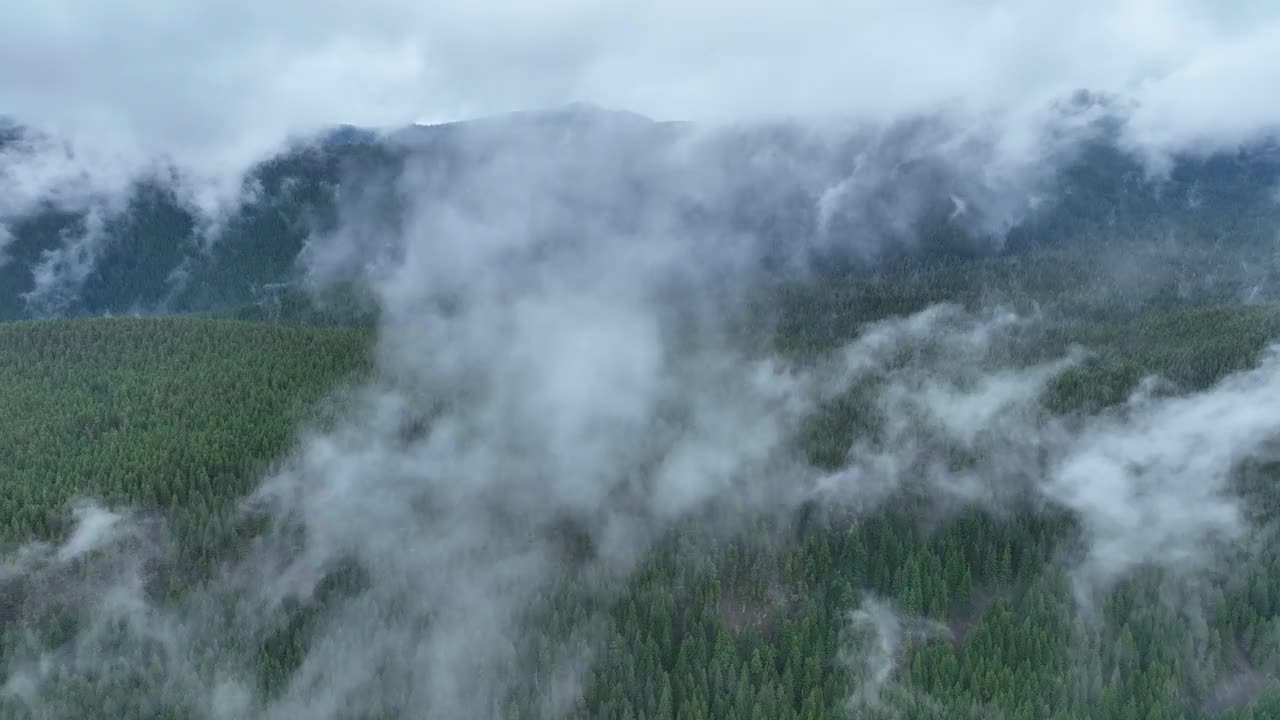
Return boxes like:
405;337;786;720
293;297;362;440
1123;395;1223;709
4;296;1280;719
3;106;1279;324
5;41;1280;720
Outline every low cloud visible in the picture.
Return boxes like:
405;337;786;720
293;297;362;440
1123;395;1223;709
4;3;1280;715
841;596;952;710
7;2;1280;164
4;293;1280;716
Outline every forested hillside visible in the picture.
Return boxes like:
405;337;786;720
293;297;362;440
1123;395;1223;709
5;300;1280;719
11;0;1280;717
3;107;1280;324
0;318;371;552
6;88;1280;720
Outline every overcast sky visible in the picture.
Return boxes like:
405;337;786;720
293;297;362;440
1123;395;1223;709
2;1;1280;175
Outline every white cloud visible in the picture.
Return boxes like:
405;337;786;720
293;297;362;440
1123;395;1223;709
2;0;1279;175
2;0;1276;288
5;3;1280;714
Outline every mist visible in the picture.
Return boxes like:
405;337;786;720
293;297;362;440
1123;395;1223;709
5;1;1280;235
6;1;1280;718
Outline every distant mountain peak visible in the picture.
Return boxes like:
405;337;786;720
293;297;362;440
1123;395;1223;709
385;102;662;147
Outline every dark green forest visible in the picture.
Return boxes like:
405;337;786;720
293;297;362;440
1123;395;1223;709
3;109;1280;324
6;106;1280;719
5;293;1280;719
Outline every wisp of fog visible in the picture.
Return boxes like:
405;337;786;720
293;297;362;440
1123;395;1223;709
5;2;1280;718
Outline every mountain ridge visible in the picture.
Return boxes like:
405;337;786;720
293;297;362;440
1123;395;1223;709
2;103;1279;323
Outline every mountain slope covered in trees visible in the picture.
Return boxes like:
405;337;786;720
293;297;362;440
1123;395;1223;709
2;105;1280;324
7;103;1280;720
4;298;1280;719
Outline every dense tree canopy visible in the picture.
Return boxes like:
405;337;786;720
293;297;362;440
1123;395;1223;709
3;295;1280;719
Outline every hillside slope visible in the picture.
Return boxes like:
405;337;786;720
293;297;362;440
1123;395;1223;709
4;308;1280;718
2;107;1280;323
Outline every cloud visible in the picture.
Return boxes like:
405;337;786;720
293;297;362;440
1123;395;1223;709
5;1;1275;320
0;225;12;267
5;0;1280;317
0;130;126;276
5;1;1280;174
840;595;951;709
1047;346;1280;588
21;208;108;317
815;312;1280;593
5;293;1280;716
6;2;1280;715
3;118;1275;712
0;122;1069;715
0;126;155;309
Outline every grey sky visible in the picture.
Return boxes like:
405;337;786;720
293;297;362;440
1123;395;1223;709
3;0;1280;177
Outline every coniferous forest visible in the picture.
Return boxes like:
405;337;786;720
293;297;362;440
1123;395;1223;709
5;291;1280;719
6;99;1280;720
